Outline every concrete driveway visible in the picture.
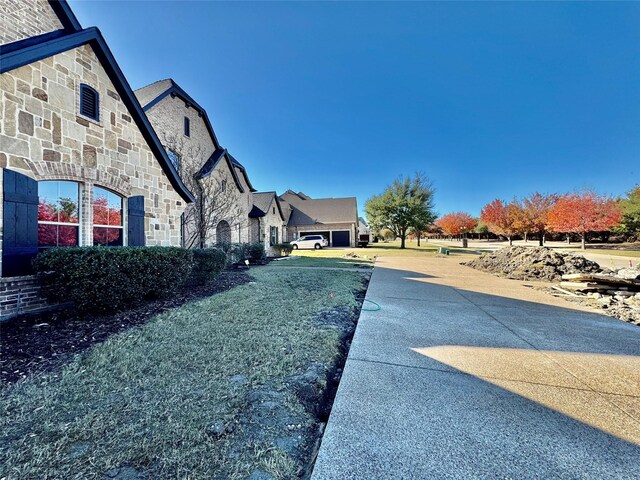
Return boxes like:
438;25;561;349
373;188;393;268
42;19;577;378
312;255;640;479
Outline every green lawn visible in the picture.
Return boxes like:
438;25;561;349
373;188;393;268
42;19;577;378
1;266;365;479
270;256;374;269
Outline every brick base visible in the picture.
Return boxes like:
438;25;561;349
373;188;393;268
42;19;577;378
0;275;49;320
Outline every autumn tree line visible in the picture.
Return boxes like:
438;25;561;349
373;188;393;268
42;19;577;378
435;187;640;250
365;173;639;250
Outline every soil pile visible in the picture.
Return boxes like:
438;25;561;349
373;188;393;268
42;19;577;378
465;246;601;282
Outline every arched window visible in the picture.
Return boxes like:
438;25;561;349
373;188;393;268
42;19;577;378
79;84;99;121
216;220;231;246
38;181;80;247
93;186;123;246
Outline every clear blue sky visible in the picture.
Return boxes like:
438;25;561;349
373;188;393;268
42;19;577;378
70;0;639;218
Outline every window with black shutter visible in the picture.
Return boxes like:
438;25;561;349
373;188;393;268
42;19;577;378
184;117;190;137
79;84;99;121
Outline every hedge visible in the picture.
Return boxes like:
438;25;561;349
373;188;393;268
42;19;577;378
189;248;227;286
33;247;193;314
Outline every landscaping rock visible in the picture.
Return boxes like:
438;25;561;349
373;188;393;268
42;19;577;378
616;268;640;280
465;246;601;281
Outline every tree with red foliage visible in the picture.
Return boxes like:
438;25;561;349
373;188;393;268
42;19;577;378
521;192;558;246
480;199;522;246
547;191;622;249
436;212;477;237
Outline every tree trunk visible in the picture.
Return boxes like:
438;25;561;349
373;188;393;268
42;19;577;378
524;232;528;243
508;236;513;246
400;232;406;249
539;233;544;247
581;233;586;250
566;234;570;245
417;233;421;247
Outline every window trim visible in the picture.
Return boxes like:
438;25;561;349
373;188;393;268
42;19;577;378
79;83;100;122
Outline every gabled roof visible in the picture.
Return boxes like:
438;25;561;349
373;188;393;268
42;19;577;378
228;154;257;192
281;196;358;227
196;148;246;193
136;79;221;150
48;0;82;33
250;192;285;220
0;25;195;203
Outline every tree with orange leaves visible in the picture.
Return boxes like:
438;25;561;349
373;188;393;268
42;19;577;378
436;212;477;237
521;192;558;246
480;199;522;246
547;191;622;249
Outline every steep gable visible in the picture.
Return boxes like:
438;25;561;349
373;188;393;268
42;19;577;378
0;0;79;45
1;27;194;202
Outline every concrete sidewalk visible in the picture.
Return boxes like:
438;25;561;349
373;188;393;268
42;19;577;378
312;256;640;479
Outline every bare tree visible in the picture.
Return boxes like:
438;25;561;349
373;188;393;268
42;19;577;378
161;132;247;248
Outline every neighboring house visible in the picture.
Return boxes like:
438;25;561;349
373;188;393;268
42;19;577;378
134;79;256;247
279;190;359;247
249;192;286;255
0;0;194;318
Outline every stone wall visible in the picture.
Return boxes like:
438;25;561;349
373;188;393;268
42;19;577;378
143;92;254;246
0;0;64;45
0;275;48;320
0;44;187;271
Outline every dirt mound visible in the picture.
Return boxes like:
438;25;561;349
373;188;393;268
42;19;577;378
465;246;601;282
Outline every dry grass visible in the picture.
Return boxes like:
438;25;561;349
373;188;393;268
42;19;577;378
0;266;365;479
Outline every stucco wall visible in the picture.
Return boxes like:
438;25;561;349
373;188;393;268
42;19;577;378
0;0;64;45
0;44;187;270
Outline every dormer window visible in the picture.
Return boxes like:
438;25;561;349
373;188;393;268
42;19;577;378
184;117;190;137
79;84;99;121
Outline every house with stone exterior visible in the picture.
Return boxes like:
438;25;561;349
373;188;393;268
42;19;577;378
249;192;287;255
279;190;359;247
0;0;194;318
134;79;258;248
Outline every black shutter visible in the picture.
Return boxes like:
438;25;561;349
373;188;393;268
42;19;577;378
127;195;145;246
2;169;39;277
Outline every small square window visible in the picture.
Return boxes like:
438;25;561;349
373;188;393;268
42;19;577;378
79;84;99;121
184;117;190;137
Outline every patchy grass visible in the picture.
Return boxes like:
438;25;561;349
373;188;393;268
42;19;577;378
271;256;373;269
0;266;366;479
286;240;482;261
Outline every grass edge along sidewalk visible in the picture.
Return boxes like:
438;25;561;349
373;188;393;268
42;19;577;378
1;265;367;480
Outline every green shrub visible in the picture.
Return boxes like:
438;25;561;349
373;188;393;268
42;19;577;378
33;247;193;314
247;242;267;264
189;248;227;285
272;243;294;257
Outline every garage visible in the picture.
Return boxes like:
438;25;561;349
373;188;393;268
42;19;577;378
331;230;351;247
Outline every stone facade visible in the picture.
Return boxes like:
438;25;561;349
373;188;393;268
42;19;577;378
0;0;63;44
0;45;187;260
258;207;287;256
137;81;255;247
